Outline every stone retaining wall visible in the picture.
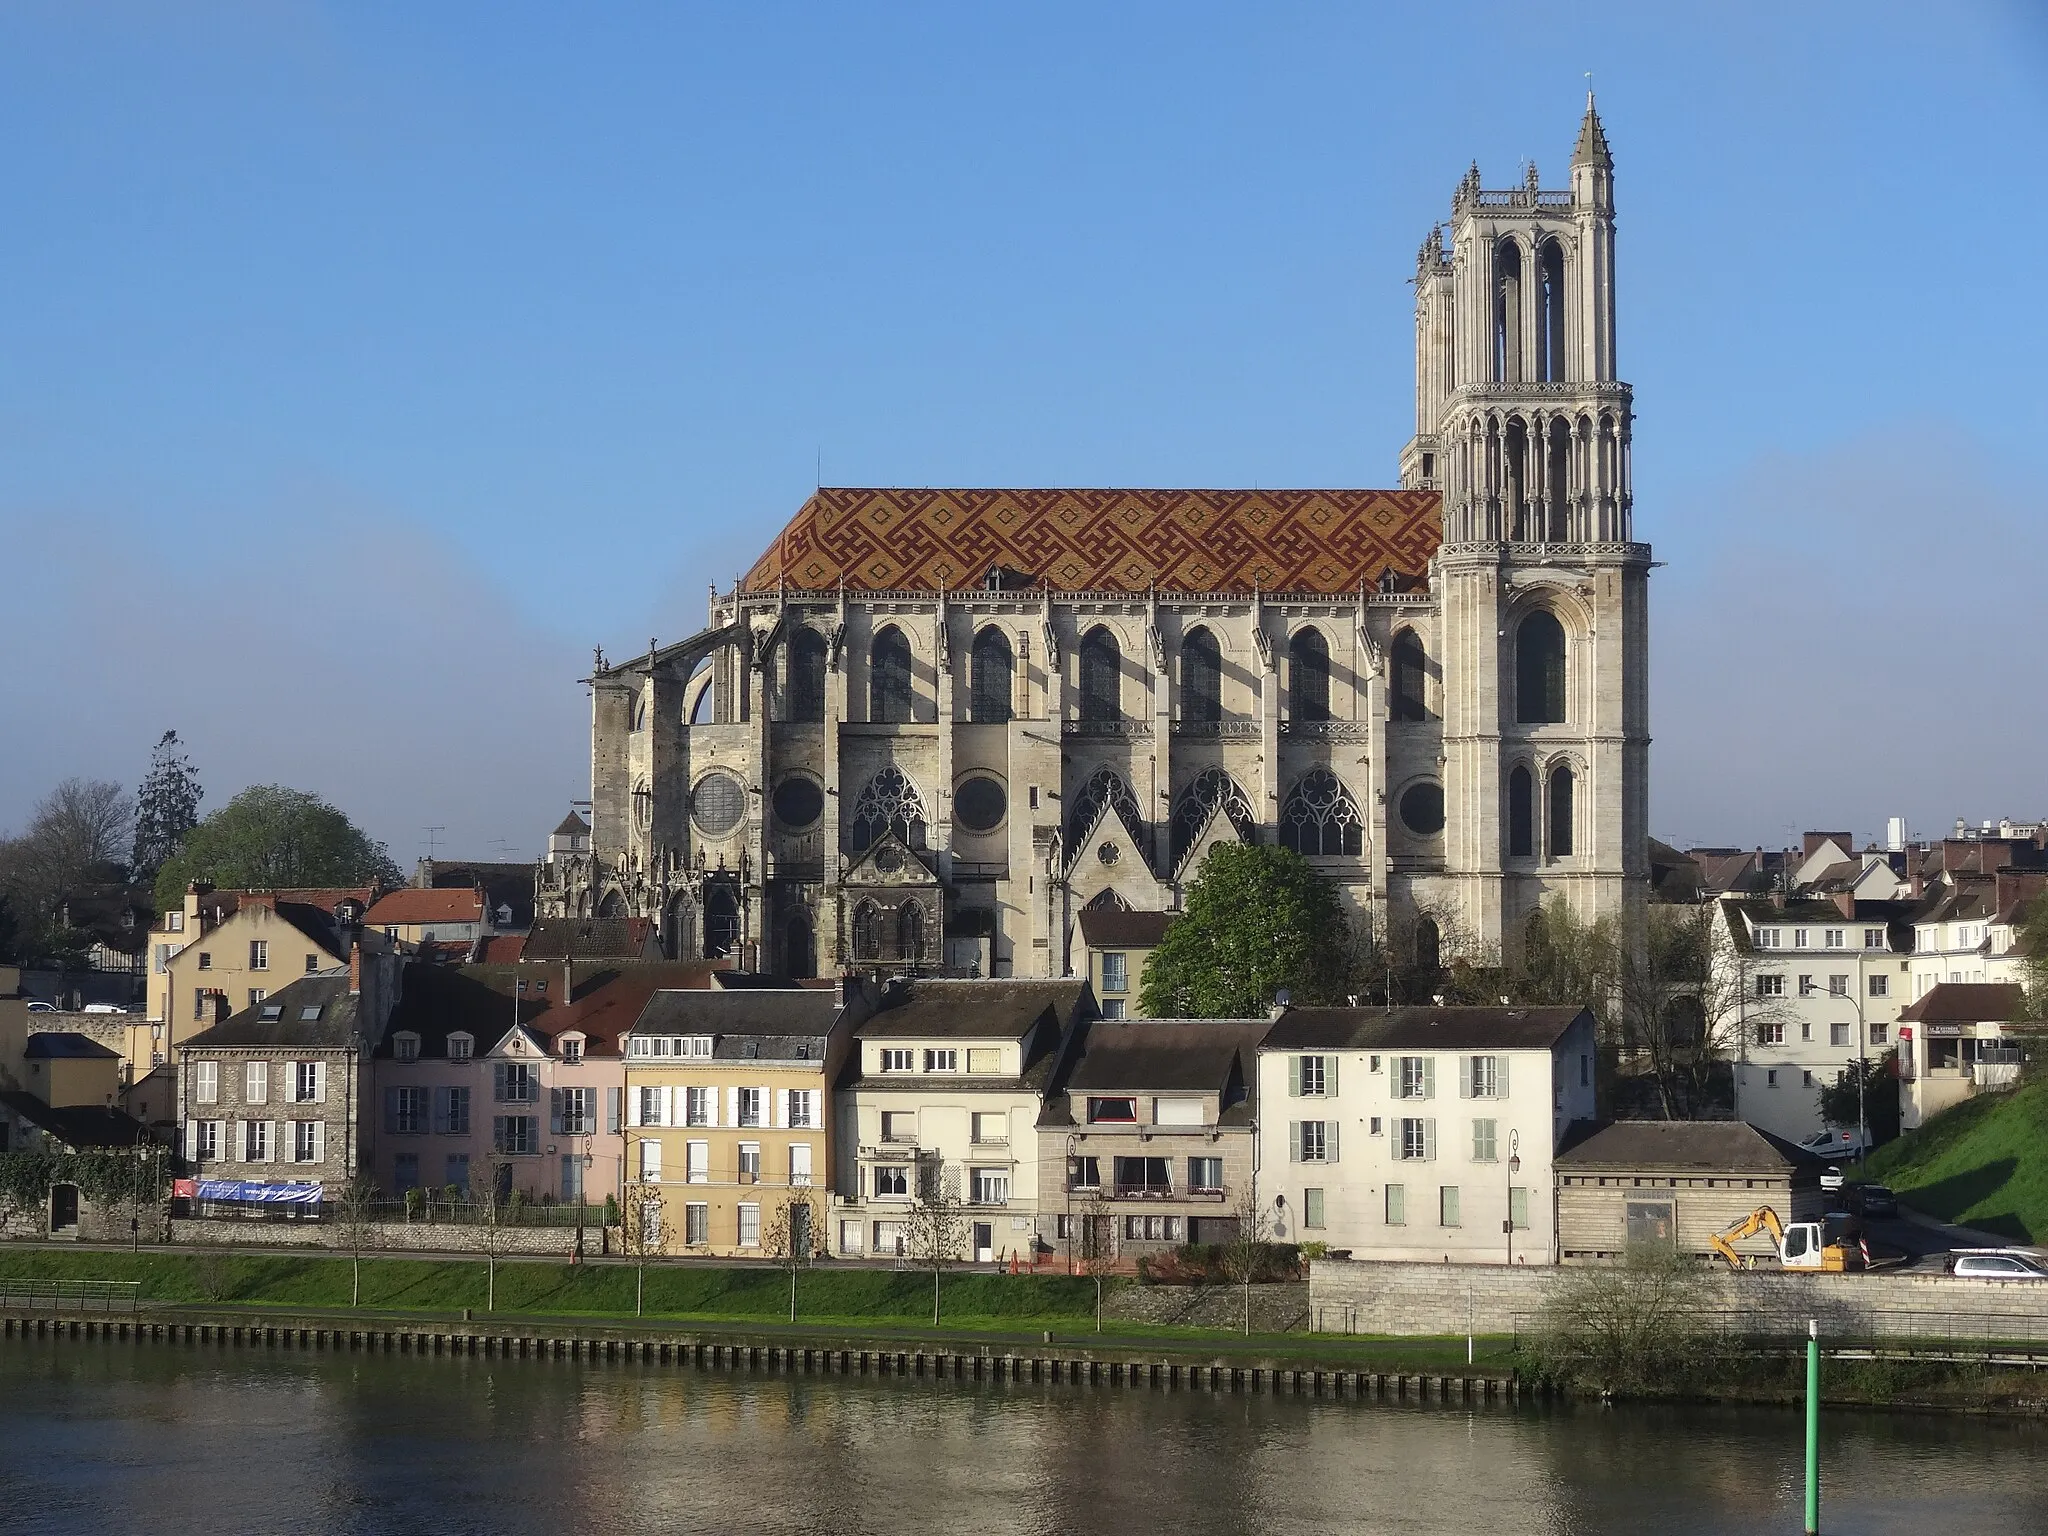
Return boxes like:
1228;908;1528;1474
165;1219;592;1257
1309;1259;2048;1337
1106;1282;1309;1334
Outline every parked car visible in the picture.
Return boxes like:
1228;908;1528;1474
81;1003;128;1014
1946;1249;2048;1280
1847;1184;1898;1218
1820;1165;1847;1193
24;1001;56;1013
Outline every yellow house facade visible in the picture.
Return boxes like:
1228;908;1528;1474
621;982;873;1257
1075;909;1171;1019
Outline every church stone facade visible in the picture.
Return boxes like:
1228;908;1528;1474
539;101;1649;981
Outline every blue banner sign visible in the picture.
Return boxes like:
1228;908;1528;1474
194;1179;324;1205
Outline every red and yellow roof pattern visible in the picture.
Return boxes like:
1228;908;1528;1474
742;487;1441;595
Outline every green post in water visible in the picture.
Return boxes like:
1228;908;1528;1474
1805;1318;1820;1534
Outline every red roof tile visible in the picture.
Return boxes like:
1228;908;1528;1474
364;888;486;926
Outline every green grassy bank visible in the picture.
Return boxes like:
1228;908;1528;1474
0;1247;1112;1329
1863;1079;2048;1242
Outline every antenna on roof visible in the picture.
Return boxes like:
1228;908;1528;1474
422;826;445;861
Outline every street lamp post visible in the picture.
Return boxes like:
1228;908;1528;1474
1505;1131;1521;1266
1065;1133;1078;1277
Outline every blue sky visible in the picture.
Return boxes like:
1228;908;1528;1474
3;2;2044;863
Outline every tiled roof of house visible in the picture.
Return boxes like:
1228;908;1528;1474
1062;1017;1271;1093
1898;982;2027;1026
1077;910;1174;949
0;1092;153;1150
1555;1119;1819;1173
379;961;728;1058
364;888;485;927
857;979;1090;1041
184;977;363;1050
520;918;661;962
23;1032;120;1060
741;487;1442;595
1263;1004;1591;1052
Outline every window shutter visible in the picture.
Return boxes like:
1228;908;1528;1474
550;1088;564;1136
807;1090;822;1128
264;1121;278;1164
184;1121;198;1161
312;1061;326;1104
626;1088;641;1128
1497;1056;1511;1097
383;1088;398;1135
1326;1056;1338;1096
492;1063;507;1101
1288;1056;1301;1097
1326;1120;1339;1163
772;1088;786;1129
1459;1056;1473;1098
1423;1118;1436;1161
727;1086;740;1127
311;1120;326;1167
606;1086;623;1134
1289;1122;1302;1162
1422;1058;1436;1100
433;1088;449;1135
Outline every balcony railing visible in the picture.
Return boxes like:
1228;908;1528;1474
1172;720;1260;739
1063;720;1152;739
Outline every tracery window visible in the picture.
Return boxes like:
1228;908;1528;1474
1516;611;1566;724
787;629;827;723
1170;768;1257;868
870;626;914;723
1078;627;1121;723
1067;765;1146;852
897;903;926;965
851;900;881;961
1288;628;1331;723
1279;769;1365;857
1390;631;1428;722
1180;628;1221;724
970;628;1014;724
846;765;928;853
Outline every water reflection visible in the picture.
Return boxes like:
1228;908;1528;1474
0;1340;2044;1535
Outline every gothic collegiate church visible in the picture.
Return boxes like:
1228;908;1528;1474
539;100;1649;981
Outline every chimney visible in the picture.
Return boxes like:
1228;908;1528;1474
1769;889;1786;911
1831;890;1855;919
563;959;573;1005
348;943;363;997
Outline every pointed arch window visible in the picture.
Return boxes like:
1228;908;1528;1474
1390;631;1428;722
1548;764;1576;858
784;911;816;979
702;882;740;960
1288;628;1331;723
1170;768;1257;869
787;629;827;723
1082;888;1130;913
1067;765;1146;852
1078;627;1121;723
970;628;1014;724
1494;239;1524;383
1516;611;1567;724
1279;769;1364;857
870;626;913;723
1180;628;1222;725
851;900;882;962
846;765;928;854
897;903;926;965
1536;238;1567;384
1415;916;1441;973
1507;765;1534;859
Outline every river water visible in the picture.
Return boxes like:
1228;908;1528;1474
1;1338;2044;1535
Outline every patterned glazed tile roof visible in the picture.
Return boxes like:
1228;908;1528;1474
742;487;1441;595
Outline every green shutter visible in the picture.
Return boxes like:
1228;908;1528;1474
1289;1122;1302;1162
1288;1055;1302;1097
1326;1055;1339;1096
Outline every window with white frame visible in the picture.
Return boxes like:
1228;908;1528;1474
1868;974;1889;998
686;1203;709;1245
393;1034;420;1064
1830;1022;1851;1047
1295;1054;1328;1096
789;1143;813;1186
1829;974;1849;997
293;1121;320;1162
494;1063;538;1103
1465;1054;1503;1098
1863;928;1886;949
1869;1021;1888;1046
448;1034;473;1062
879;1048;913;1072
873;1164;910;1198
1799;975;1817;996
243;1119;270;1161
249;940;269;971
686;1140;708;1183
195;1120;220;1160
391;1087;427;1134
971;1168;1009;1205
1825;929;1844;948
923;1049;959;1074
1188;1156;1223;1192
294;1062;321;1103
737;1088;763;1128
1398;1117;1434;1161
1100;952;1128;993
560;1086;595;1135
1756;974;1785;997
1757;1021;1785;1046
786;1090;815;1128
560;1037;582;1065
194;1061;218;1104
637;1086;666;1126
1755;928;1781;949
1292;1120;1333;1162
493;1116;536;1155
685;1087;712;1127
1396;1056;1434;1099
738;1142;761;1183
1793;929;1809;949
245;1062;269;1104
737;1204;761;1247
1472;1118;1498;1162
639;1140;662;1181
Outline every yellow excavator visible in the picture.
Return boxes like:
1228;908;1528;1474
1706;1207;1901;1272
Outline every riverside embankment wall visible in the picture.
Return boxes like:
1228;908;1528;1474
1310;1259;2048;1336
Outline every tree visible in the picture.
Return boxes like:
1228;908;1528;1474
1139;844;1349;1018
153;785;403;911
0;778;134;962
1217;1182;1275;1337
333;1176;380;1308
469;1158;509;1312
1819;1050;1900;1148
131;731;203;881
1526;1246;1717;1396
2020;891;2048;1019
765;1185;823;1323
904;1162;967;1327
618;1180;664;1318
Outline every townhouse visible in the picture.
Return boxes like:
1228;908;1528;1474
1716;896;1913;1145
1896;980;2029;1129
1256;1004;1597;1264
1072;910;1170;1020
623;981;875;1256
834;978;1088;1262
1041;1016;1269;1263
369;959;720;1204
177;954;397;1208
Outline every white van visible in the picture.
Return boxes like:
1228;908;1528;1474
1798;1127;1866;1159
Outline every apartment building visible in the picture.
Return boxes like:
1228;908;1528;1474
1897;981;2029;1130
1717;897;1912;1145
834;978;1088;1263
623;981;876;1257
176;956;397;1206
1255;1005;1597;1264
1040;1016;1268;1263
1072;910;1170;1020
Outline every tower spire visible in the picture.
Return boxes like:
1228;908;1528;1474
1572;91;1612;170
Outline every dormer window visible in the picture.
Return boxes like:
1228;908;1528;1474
447;1034;473;1063
393;1033;421;1064
1086;1096;1137;1124
561;1037;583;1065
167;912;185;933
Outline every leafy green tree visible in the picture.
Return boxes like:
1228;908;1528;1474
0;777;133;962
1818;1050;1901;1148
1138;843;1348;1017
2020;891;2048;1020
131;731;203;881
153;786;402;910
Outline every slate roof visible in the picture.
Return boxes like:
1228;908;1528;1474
1261;1004;1591;1053
378;961;725;1059
1062;1017;1271;1093
553;812;591;837
520;918;661;962
740;487;1442;596
183;977;362;1050
1077;910;1174;949
628;988;853;1061
23;1033;120;1060
1898;983;2027;1026
0;1092;153;1150
1555;1119;1820;1174
856;979;1089;1041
